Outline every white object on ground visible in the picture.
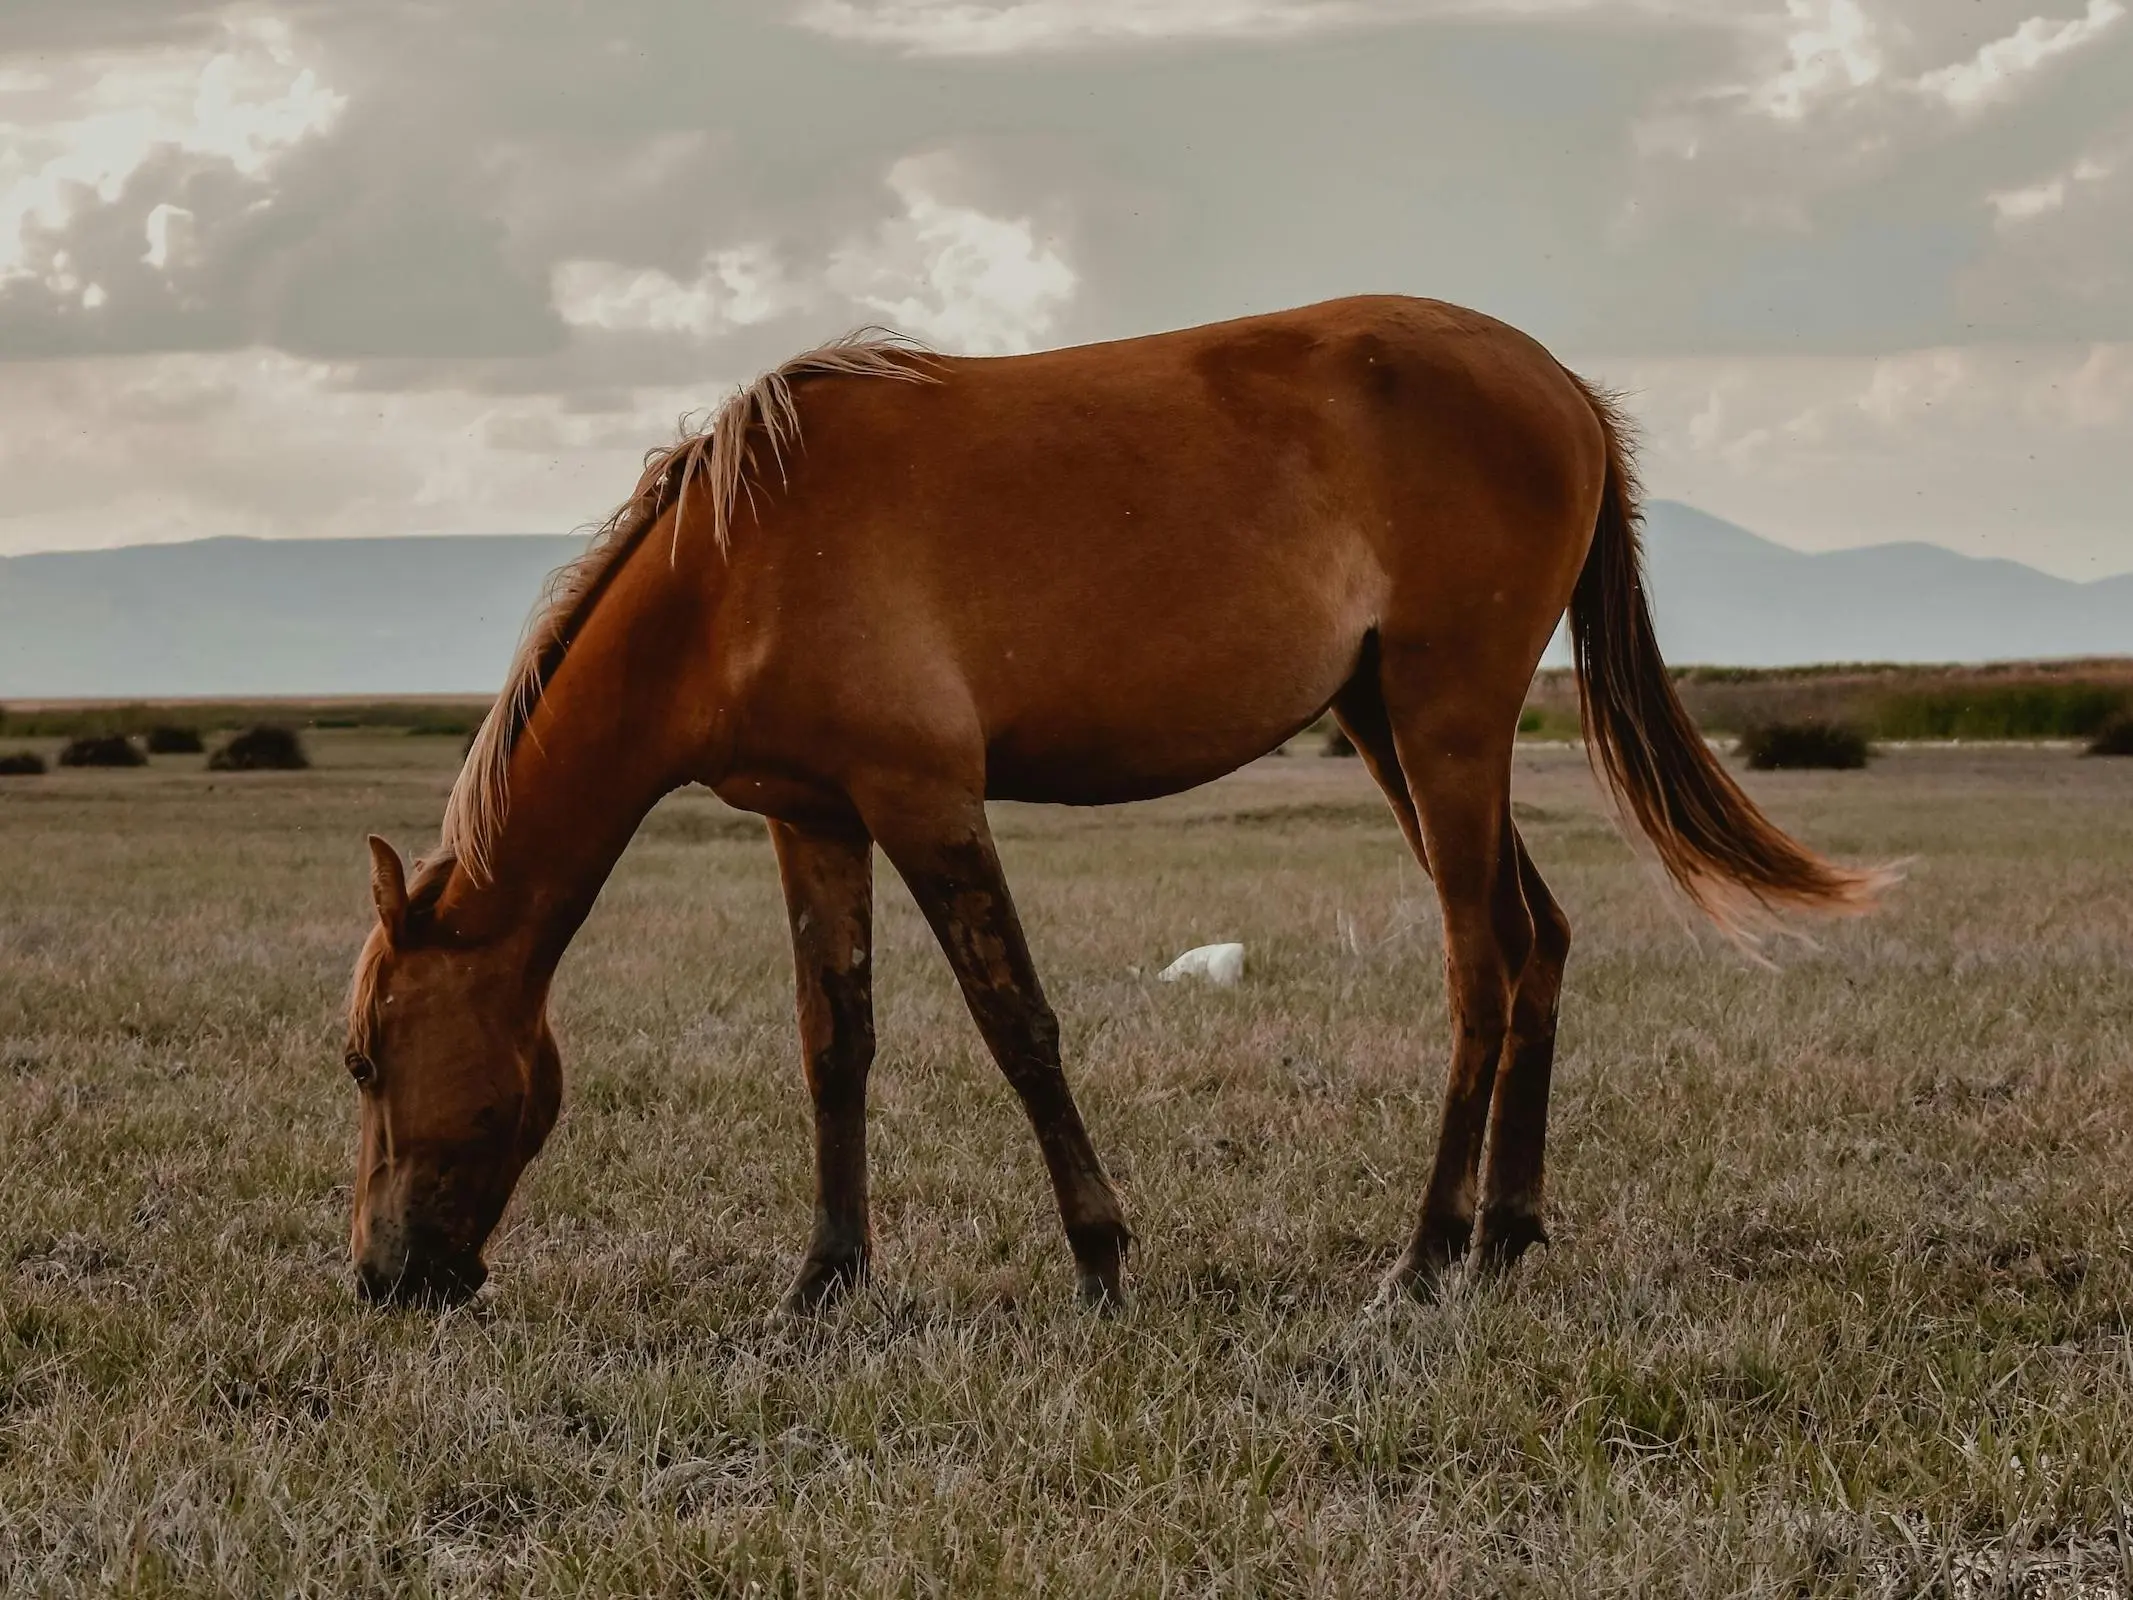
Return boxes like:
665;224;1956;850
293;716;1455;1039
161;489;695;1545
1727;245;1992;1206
1158;942;1245;986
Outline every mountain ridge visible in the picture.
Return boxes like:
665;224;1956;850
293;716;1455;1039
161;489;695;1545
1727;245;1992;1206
2;505;2127;697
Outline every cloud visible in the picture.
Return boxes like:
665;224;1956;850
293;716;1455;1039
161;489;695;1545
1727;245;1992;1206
1742;0;1882;120
826;156;1075;352
551;244;804;338
791;0;1718;56
1989;153;2113;225
551;155;1078;356
1913;0;2124;110
793;0;1371;55
0;16;342;290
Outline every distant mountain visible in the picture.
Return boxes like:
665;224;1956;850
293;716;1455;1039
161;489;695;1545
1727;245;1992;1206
0;535;581;699
1626;503;2133;667
1;506;2127;697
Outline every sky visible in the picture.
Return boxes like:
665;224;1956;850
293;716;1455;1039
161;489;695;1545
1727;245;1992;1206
0;0;2128;578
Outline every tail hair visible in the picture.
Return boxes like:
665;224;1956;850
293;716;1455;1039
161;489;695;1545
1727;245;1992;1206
1565;374;1897;942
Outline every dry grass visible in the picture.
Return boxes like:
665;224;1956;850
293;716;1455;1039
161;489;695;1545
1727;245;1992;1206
2;735;2130;1596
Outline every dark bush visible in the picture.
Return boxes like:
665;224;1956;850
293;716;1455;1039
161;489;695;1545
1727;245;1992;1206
2086;714;2133;757
0;750;46;776
208;725;309;771
58;734;146;768
145;725;205;755
1738;720;1872;771
1323;723;1357;757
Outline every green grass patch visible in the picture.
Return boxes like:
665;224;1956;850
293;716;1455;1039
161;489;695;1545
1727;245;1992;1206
1873;684;2130;741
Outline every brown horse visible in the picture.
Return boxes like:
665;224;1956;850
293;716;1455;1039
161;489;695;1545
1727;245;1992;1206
344;295;1886;1312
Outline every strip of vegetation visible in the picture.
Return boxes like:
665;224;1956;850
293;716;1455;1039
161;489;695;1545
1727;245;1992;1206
1523;660;2133;742
0;698;492;738
1875;684;2129;741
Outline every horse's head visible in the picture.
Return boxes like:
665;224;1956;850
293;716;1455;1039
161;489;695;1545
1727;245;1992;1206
344;836;561;1307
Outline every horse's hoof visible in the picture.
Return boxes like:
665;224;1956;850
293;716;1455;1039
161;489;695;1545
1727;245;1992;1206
1076;1267;1128;1314
773;1248;867;1321
1472;1208;1548;1277
1067;1219;1132;1313
1373;1225;1471;1306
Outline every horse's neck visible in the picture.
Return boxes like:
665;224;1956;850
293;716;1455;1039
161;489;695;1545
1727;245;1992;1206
435;655;695;971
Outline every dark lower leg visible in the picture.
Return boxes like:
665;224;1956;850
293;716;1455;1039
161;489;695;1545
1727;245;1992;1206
1476;837;1570;1271
769;821;877;1314
1384;767;1531;1299
873;804;1131;1306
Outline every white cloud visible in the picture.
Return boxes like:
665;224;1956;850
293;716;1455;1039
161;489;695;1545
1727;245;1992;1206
1742;0;1882;120
551;155;1077;356
1988;155;2113;226
792;0;1713;56
826;156;1075;352
0;17;343;292
550;244;803;337
141;201;192;271
1852;346;1966;425
1913;0;2124;111
794;0;1370;55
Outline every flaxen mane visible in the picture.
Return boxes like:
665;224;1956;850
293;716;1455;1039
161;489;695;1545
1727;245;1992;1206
441;330;936;882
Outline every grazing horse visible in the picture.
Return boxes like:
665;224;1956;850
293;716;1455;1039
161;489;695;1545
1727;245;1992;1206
343;295;1886;1312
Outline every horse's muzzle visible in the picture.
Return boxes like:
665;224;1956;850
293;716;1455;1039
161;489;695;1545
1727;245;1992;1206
355;1249;487;1308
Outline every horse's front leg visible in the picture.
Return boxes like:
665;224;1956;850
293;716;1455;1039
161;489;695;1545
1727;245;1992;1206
768;819;877;1316
862;786;1133;1309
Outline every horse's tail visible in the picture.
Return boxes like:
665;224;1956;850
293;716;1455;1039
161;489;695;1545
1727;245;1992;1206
1564;375;1894;937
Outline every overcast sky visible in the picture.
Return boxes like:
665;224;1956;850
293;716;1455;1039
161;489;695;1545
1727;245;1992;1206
1;0;2127;576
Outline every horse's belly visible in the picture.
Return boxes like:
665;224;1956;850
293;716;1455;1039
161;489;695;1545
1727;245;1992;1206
978;619;1361;805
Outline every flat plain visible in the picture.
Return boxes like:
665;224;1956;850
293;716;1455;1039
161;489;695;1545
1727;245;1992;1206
2;734;2129;1596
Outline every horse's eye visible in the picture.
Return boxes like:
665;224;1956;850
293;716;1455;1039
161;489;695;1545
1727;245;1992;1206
345;1050;377;1087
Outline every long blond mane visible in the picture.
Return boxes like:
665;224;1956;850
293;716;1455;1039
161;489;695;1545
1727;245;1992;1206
441;330;936;882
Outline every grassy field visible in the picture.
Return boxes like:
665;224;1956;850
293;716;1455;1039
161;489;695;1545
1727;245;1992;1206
2;734;2130;1595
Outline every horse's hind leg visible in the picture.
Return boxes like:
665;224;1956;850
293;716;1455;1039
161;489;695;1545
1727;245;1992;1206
1375;673;1536;1300
1332;672;1428;873
1475;830;1570;1273
770;820;878;1316
864;789;1133;1308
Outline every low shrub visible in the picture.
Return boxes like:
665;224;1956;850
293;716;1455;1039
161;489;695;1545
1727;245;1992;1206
58;734;146;768
145;725;205;755
0;750;46;776
1738;720;1872;771
208;726;309;772
2086;714;2133;757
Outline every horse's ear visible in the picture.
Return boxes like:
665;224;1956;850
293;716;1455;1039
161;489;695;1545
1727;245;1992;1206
367;835;409;943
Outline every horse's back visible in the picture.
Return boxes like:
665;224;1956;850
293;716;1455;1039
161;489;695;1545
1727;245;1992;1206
706;297;1602;807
